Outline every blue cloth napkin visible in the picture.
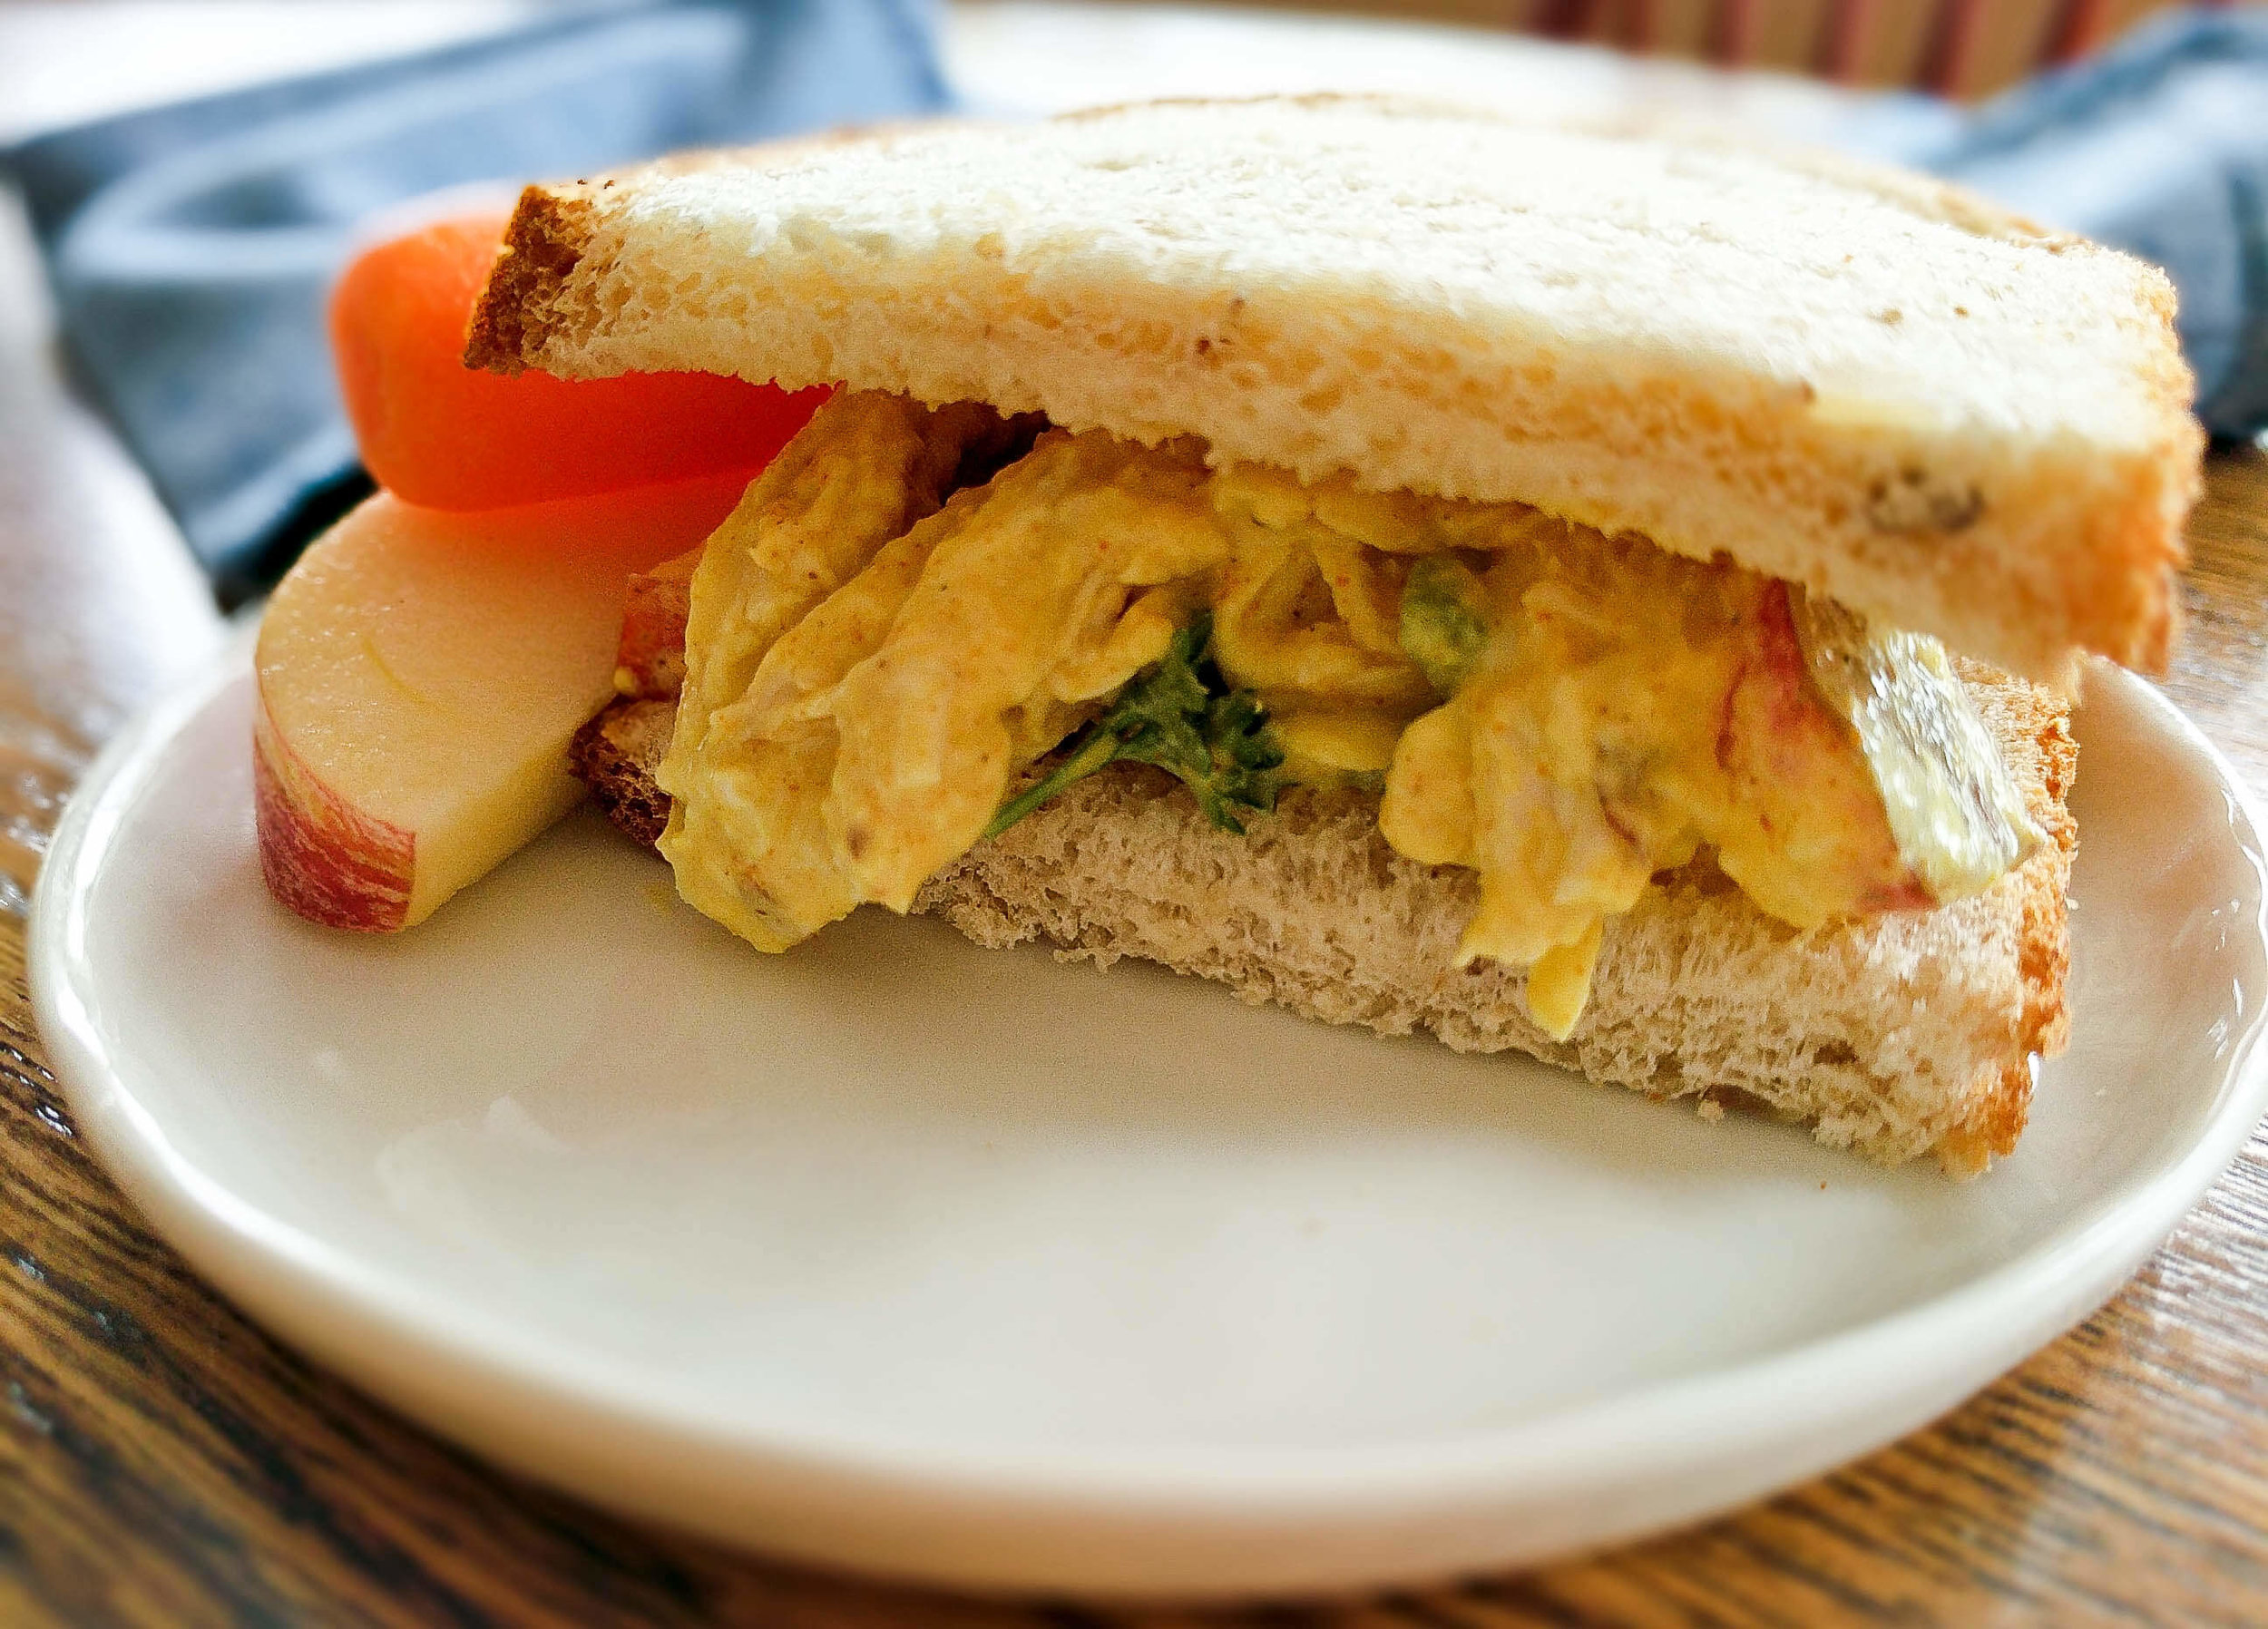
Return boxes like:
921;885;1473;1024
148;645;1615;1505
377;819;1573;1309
1834;6;2268;441
3;0;947;598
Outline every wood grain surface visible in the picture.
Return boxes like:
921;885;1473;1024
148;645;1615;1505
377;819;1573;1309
4;119;2268;1629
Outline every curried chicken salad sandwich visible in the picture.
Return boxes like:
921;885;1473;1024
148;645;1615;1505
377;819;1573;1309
412;97;2197;1173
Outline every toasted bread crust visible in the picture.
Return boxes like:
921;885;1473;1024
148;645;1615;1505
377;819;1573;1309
463;185;601;377
1931;658;2077;1172
569;699;676;848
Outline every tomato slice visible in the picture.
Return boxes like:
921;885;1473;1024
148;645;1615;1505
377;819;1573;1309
331;211;826;511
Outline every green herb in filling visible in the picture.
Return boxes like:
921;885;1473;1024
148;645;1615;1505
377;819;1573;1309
1399;554;1492;696
985;612;1286;837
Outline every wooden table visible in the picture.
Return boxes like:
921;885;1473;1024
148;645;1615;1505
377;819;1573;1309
5;24;2267;1629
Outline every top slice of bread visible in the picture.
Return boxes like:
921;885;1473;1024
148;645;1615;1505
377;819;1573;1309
466;95;2202;688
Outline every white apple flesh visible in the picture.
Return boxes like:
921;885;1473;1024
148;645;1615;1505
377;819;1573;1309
253;474;748;930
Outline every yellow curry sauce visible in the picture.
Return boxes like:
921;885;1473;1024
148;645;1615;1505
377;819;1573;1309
658;392;2037;1038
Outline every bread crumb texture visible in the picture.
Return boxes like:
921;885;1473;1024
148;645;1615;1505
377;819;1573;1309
471;96;2200;688
578;654;2072;1174
915;662;2074;1175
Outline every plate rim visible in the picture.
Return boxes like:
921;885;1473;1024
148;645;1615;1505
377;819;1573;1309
28;648;2268;1591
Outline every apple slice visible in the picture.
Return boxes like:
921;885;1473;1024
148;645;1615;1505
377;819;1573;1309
254;473;748;930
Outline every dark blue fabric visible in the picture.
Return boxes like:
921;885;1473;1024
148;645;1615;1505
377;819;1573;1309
2;0;947;594
1837;7;2268;441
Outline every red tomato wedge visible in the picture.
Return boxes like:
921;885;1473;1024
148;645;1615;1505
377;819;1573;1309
331;212;826;510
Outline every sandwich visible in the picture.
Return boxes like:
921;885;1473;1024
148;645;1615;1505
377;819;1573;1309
270;97;2204;1174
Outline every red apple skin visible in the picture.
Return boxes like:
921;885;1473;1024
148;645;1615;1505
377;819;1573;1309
254;679;415;931
254;473;752;932
1719;581;1934;918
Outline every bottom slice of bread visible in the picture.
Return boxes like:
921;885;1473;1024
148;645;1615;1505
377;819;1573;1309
572;663;2074;1175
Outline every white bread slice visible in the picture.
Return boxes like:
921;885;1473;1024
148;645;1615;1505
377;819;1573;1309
466;96;2200;689
572;660;2074;1175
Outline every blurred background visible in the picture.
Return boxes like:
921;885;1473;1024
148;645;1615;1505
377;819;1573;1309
1;0;2234;131
1;0;2263;604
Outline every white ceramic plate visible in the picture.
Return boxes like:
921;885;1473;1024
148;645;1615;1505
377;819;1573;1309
30;654;2268;1597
